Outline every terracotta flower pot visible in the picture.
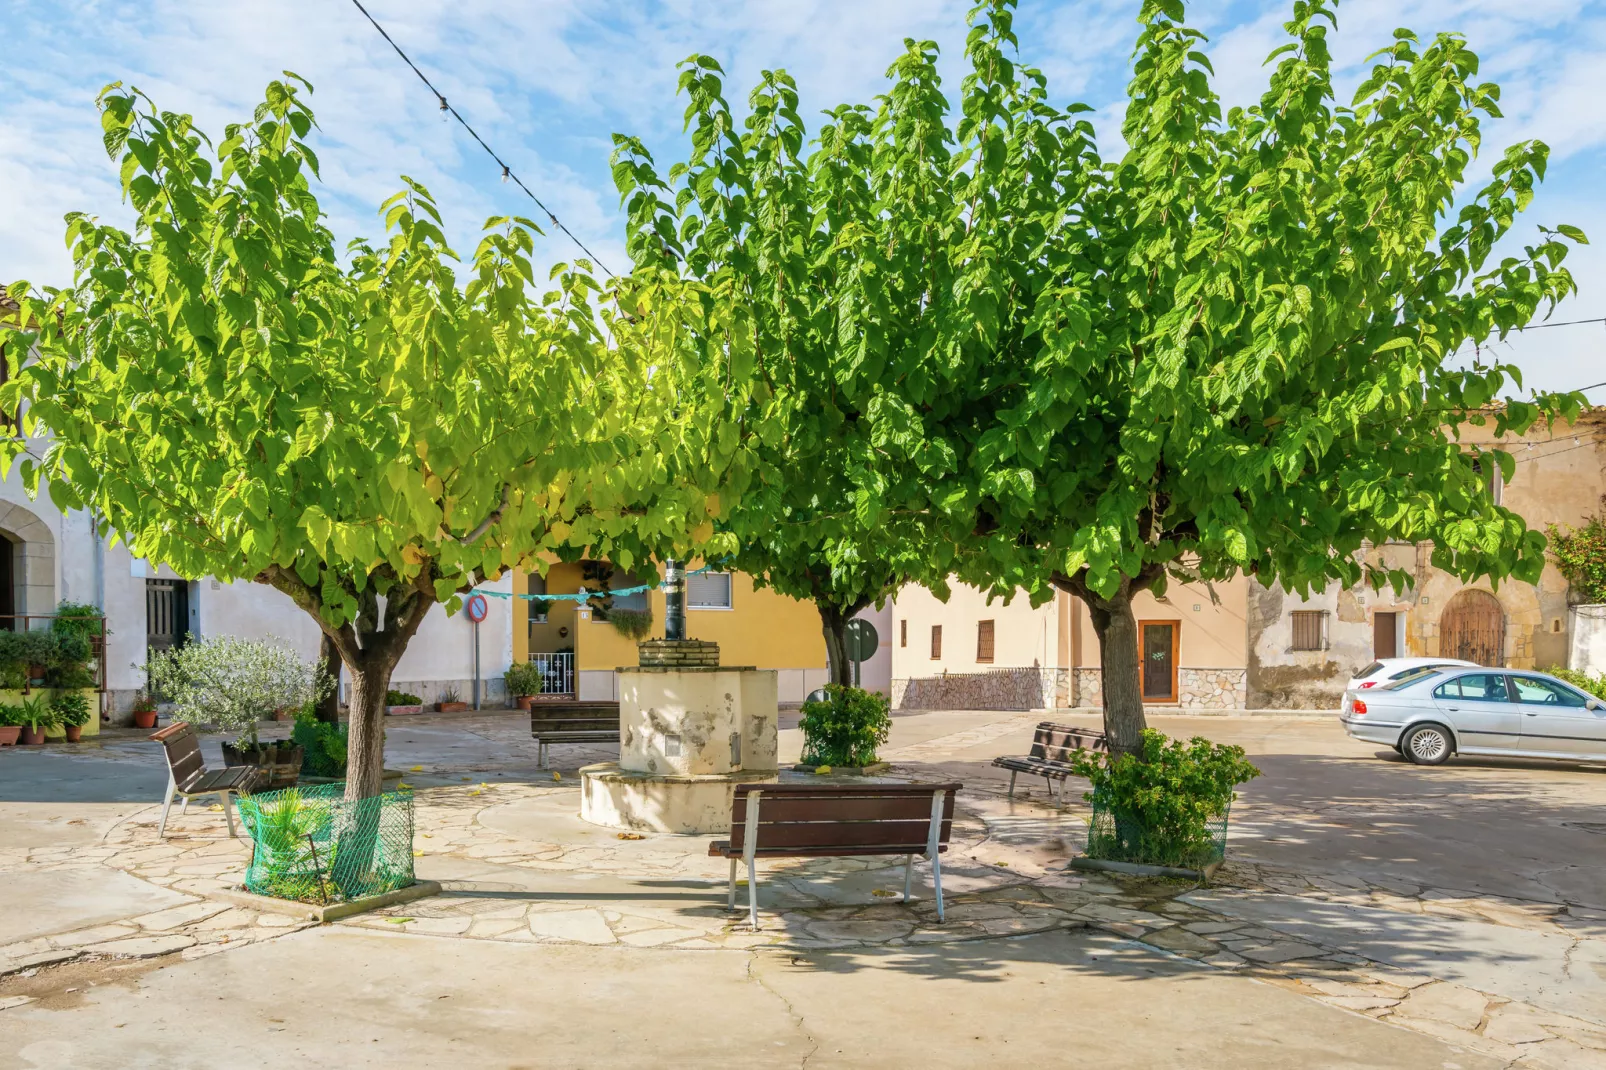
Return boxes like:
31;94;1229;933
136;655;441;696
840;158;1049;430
19;726;46;745
64;725;82;743
516;695;535;711
0;726;19;746
133;709;158;729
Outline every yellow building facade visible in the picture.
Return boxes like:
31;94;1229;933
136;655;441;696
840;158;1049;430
510;559;832;703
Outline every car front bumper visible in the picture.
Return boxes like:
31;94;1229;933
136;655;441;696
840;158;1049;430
1340;714;1404;747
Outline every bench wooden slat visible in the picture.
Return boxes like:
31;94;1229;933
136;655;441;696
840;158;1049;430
732;794;953;824
730;819;953;852
710;840;951;858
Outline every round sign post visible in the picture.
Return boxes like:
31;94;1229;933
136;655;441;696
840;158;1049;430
843;618;879;688
466;594;489;710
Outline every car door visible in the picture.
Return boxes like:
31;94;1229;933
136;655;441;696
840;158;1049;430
1510;675;1606;758
1430;672;1521;754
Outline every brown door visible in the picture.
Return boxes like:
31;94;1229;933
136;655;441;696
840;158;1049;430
1439;589;1504;666
1373;612;1398;660
1139;621;1179;702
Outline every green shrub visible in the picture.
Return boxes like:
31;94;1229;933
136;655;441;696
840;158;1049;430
0;704;24;727
608;608;654;641
1544;667;1606;701
49;690;93;728
1549;511;1606;603
51;602;105;638
385;689;422;706
504;661;542;697
292;708;349;777
1071;730;1261;868
799;685;891;768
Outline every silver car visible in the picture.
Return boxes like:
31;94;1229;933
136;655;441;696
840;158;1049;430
1340;667;1606;765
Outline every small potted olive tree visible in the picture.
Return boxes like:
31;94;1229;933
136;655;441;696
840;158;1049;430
146;635;329;789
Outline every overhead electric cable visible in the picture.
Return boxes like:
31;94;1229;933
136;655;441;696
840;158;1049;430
347;0;615;278
1512;316;1606;331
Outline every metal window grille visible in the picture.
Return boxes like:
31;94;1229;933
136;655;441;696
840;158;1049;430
532;652;574;695
930;625;942;660
1291;610;1325;651
687;571;732;609
976;620;995;663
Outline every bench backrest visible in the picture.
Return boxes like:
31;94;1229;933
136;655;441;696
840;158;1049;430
1028;722;1108;764
151;722;204;786
729;782;960;854
530;703;620;733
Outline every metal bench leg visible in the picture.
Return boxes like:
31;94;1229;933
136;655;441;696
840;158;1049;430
928;790;946;923
744;790;762;931
180;794;190;814
158;772;177;839
727;857;738;911
1007;770;1017;798
537;741;547;770
219;792;238;838
903;854;915;902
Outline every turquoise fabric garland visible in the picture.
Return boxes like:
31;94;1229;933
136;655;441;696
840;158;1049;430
471;561;727;602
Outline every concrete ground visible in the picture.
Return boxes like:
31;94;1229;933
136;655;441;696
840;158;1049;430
2;707;1604;1068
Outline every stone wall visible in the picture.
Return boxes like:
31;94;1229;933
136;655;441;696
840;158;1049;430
892;668;1069;711
1177;668;1248;709
1064;667;1245;710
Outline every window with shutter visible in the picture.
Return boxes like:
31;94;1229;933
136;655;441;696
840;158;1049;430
976;620;995;663
686;571;732;609
900;619;907;647
930;625;942;660
1291;610;1326;651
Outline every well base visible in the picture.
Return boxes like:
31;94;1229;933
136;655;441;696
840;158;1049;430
579;762;775;834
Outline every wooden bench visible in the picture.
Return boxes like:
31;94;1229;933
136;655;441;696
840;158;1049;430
150;722;261;838
708;781;961;930
529;701;621;769
992;722;1108;802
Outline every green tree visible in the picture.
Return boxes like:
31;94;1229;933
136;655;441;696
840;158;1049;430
608;36;970;679
934;0;1586;755
1;78;736;797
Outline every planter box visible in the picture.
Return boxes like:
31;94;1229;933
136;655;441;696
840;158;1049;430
436;701;470;713
385;704;424;716
790;762;892;777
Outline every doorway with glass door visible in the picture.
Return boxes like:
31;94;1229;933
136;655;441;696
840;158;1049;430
1139;621;1179;704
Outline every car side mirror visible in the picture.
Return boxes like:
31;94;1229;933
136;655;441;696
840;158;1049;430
1590;699;1604;711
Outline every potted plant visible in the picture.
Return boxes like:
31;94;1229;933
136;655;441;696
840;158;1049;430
51;690;93;742
17;694;58;745
131;691;159;729
146;635;329;788
436;685;469;713
0;703;22;746
385;689;424;716
798;685;892;772
505;661;541;710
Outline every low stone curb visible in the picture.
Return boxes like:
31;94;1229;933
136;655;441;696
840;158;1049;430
209;880;442;923
789;763;893;777
1070;856;1220;882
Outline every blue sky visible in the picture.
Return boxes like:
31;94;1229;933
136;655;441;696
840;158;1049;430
3;0;1602;397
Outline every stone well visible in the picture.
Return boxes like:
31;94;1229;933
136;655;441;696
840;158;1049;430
580;639;779;834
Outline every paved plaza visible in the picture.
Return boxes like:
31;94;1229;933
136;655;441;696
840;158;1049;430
2;709;1605;1067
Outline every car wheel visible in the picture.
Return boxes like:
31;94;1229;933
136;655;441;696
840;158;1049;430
1402;723;1453;766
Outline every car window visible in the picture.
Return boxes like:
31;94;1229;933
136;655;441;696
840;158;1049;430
1432;673;1509;701
1509;675;1589;707
1355;662;1384;679
1382;666;1445;690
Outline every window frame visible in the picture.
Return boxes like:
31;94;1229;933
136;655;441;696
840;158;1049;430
930;624;942;661
1290;610;1327;652
685;570;733;611
900;619;907;648
976;619;995;664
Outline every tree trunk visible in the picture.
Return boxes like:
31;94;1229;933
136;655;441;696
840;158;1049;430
1082;584;1146;758
343;658;394;801
817;602;853;688
315;631;342;725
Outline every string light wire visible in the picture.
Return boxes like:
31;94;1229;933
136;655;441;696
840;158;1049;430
347;0;615;278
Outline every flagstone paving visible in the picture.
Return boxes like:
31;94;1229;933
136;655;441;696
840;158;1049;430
3;709;1606;1068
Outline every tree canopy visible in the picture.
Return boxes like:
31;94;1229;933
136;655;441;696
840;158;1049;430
1;77;737;794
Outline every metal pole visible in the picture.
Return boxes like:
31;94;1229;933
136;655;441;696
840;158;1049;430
663;559;685;641
472;618;481;710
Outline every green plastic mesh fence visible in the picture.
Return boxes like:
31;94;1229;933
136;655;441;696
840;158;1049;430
1085;793;1230;870
237;783;415;903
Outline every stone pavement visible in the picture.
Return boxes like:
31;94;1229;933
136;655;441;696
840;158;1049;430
3;708;1606;1067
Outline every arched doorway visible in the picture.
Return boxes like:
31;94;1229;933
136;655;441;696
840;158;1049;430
1440;589;1506;666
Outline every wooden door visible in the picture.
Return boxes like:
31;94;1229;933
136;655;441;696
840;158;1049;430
1373;612;1398;660
1439;589;1504;666
1139;621;1179;702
